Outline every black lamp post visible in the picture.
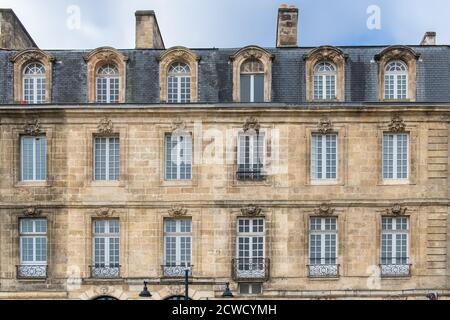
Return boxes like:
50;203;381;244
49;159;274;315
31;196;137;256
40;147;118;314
222;282;233;298
184;268;189;301
139;280;152;298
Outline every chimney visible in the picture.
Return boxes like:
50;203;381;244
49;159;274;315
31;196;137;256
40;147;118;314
0;9;37;49
135;10;165;49
420;31;436;45
276;4;299;48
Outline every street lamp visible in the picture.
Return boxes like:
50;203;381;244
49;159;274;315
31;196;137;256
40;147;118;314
139;280;152;298
184;267;190;301
222;282;233;298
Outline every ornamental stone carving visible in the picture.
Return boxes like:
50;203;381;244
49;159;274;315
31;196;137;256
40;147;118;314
317;118;333;134
388;116;406;133
386;204;407;216
243;117;260;133
98;117;113;134
169;206;188;217
170;117;187;133
23;207;42;217
314;203;335;216
241;205;262;216
23;119;41;135
95;208;114;217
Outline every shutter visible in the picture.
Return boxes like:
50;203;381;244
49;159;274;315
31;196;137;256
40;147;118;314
240;75;251;102
254;74;264;102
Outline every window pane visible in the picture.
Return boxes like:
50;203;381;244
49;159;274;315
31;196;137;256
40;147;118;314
253;74;264;103
240;75;251;103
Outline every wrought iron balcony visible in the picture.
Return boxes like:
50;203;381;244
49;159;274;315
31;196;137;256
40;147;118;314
308;263;340;278
236;170;266;181
90;264;121;279
17;265;48;279
232;258;270;281
380;261;411;277
162;264;193;278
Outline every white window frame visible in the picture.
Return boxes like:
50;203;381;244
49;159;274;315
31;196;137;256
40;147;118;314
21;135;47;182
165;133;192;181
382;133;409;181
313;62;337;100
23;63;46;104
19;219;48;266
93;136;120;181
96;65;120;104
237;132;266;172
167;63;191;103
92;220;120;268
311;133;338;183
381;217;409;265
309;217;338;265
384;60;408;100
163;219;192;267
236;218;266;262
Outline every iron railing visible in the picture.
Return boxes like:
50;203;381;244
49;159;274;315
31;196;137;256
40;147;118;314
16;265;48;279
380;262;411;277
232;258;270;281
162;264;193;278
90;264;121;279
236;170;266;181
307;263;340;278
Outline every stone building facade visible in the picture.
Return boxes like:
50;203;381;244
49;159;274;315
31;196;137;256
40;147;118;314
0;6;449;300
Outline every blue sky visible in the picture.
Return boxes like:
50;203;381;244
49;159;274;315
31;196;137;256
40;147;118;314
1;0;449;49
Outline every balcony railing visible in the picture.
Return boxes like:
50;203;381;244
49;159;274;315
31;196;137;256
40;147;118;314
90;264;121;279
162;264;193;278
308;263;340;278
17;265;48;279
232;258;270;281
236;170;266;181
380;262;411;277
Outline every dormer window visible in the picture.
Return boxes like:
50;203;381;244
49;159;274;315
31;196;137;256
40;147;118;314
313;62;336;100
384;61;408;100
167;62;191;103
96;64;120;103
240;58;264;103
23;63;46;104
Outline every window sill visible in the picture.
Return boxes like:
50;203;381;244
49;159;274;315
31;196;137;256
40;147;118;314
379;179;411;186
160;179;195;187
90;180;123;188
15;181;50;188
310;180;340;186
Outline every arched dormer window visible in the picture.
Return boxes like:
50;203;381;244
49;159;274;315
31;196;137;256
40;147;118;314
313;62;336;100
304;46;347;102
167;62;191;103
23;63;46;104
11;49;54;104
84;47;128;104
159;47;199;103
384;60;408;100
96;64;120;103
230;46;274;103
375;46;420;102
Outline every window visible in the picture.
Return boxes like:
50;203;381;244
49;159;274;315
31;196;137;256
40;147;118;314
384;61;408;100
313;62;336;100
96;64;120;103
165;133;192;180
21;136;46;181
381;217;410;277
237;132;265;180
235;218;266;279
23;63;46;104
240;58;264;103
92;220;120;278
383;133;409;180
163;219;192;277
239;283;262;295
311;134;337;181
167;62;191;103
94;137;120;181
18;219;47;278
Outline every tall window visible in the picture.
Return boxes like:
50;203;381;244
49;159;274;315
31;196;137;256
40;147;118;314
165;133;192;180
23;63;46;104
240;58;264;103
21;136;46;181
313;62;336;100
96;64;120;103
237;132;265;180
235;218;265;279
381;217;410;277
311;134;337;181
383;133;409;180
167;62;191;103
384;61;408;100
163;219;192;277
18;219;47;278
92;220;120;278
94;137;120;181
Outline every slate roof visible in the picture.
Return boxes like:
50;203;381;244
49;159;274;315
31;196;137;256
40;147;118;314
1;45;450;105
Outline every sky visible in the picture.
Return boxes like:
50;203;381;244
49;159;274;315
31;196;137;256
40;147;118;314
1;0;450;49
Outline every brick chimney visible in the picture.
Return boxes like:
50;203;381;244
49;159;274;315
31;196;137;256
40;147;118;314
135;10;165;49
0;9;37;49
420;31;436;45
276;4;299;48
